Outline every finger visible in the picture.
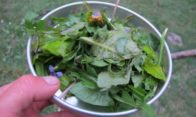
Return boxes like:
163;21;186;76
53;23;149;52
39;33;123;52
0;83;12;96
32;100;51;112
0;74;59;113
23;100;51;115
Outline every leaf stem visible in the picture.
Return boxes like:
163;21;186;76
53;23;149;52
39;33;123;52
79;37;116;53
59;82;76;99
158;28;168;65
83;1;92;11
112;0;121;20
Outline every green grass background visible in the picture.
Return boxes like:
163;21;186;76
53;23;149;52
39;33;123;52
0;0;195;116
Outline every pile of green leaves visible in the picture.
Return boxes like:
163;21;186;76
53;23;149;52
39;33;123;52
26;9;166;113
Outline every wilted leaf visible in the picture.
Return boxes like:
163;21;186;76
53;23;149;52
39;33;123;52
92;30;141;60
97;71;131;89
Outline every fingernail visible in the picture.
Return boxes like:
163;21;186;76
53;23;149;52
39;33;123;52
42;76;59;85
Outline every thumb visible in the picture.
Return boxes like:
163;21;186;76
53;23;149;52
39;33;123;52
0;74;59;111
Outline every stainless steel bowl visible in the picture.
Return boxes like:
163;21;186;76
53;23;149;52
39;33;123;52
27;1;172;117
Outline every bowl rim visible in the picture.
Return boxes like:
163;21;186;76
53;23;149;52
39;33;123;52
27;1;172;116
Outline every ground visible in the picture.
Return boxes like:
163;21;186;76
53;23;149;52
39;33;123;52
0;0;195;117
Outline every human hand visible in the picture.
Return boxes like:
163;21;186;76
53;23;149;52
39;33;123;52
0;74;89;117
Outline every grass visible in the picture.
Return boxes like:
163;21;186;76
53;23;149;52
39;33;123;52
0;0;195;116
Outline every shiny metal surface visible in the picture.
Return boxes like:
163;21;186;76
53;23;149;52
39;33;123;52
27;1;172;116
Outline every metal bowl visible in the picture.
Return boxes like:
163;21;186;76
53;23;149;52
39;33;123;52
27;1;172;117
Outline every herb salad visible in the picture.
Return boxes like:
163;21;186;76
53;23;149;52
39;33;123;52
26;9;167;112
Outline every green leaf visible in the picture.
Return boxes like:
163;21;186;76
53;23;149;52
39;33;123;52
144;77;157;90
158;28;168;65
61;50;77;63
70;82;114;106
115;37;128;54
100;10;115;30
97;71;131;89
24;20;34;30
80;55;93;64
25;20;46;32
144;82;158;100
79;37;116;53
41;40;74;57
113;91;136;107
59;75;71;90
38;31;67;46
61;22;85;38
132;28;155;48
93;26;108;39
85;24;96;33
141;104;154;117
131;55;146;72
129;85;146;98
143;45;158;61
25;20;48;34
143;58;166;81
85;64;97;77
65;14;81;27
35;20;47;31
81;81;97;90
104;58;125;67
132;75;144;88
91;59;108;67
69;72;97;89
34;61;47;76
51;17;68;25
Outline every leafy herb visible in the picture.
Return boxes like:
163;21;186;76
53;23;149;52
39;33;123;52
26;7;167;115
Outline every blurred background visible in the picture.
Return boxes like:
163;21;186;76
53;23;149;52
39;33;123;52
0;0;195;117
